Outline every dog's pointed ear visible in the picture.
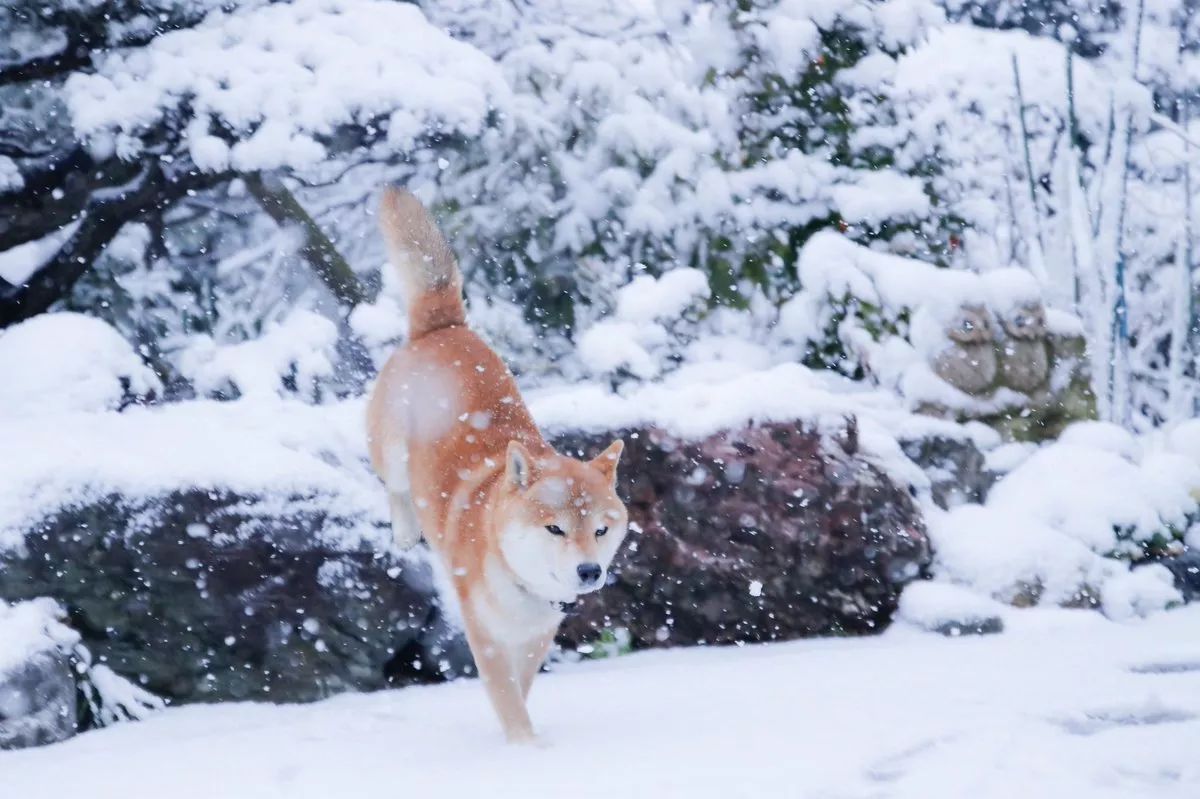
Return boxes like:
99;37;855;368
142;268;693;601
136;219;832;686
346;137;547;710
506;441;536;490
589;440;624;486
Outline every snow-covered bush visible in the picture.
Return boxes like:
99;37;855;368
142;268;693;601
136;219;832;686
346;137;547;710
1100;563;1183;621
0;312;160;414
929;503;1117;607
422;0;952;346
990;421;1200;559
940;0;1123;56
929;419;1197;617
178;309;340;401
776;232;1095;439
63;0;507;172
577;268;710;382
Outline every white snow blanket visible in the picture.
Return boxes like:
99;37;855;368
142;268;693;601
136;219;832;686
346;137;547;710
2;606;1198;797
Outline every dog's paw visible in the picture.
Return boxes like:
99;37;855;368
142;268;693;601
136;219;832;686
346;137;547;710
505;729;548;748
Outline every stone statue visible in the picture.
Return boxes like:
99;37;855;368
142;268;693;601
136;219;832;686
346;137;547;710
931;305;998;396
922;299;1095;441
997;301;1051;395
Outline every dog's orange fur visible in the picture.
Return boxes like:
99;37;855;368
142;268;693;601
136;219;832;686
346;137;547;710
366;187;628;743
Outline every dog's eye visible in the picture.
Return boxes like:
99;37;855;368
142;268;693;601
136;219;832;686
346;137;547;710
595;526;608;538
545;524;565;536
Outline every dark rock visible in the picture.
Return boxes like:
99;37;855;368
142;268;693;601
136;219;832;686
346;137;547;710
928;616;1005;637
553;422;931;650
0;650;78;750
2;420;929;708
900;434;996;509
0;490;452;704
1151;549;1200;602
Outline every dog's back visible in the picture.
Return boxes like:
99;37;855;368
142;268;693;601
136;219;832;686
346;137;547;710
366;188;546;551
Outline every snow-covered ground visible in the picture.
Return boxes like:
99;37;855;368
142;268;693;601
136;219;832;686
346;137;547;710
5;606;1200;798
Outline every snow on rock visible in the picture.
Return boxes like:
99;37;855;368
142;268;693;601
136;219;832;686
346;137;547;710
528;362;946;491
929;503;1117;607
65;0;509;170
0;599;78;680
555;421;930;647
0;312;160;415
0;397;386;553
894;580;1006;636
929;421;1199;616
0;599;168;749
0;599;80;750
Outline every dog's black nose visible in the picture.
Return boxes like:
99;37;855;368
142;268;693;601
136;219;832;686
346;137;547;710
577;563;602;585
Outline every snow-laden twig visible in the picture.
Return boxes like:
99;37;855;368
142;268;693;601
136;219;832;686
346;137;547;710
1011;53;1049;285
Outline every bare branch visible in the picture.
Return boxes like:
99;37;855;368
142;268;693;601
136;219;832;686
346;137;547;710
0;165;231;327
243;172;366;307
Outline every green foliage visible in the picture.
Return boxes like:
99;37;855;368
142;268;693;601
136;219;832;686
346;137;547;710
802;292;912;375
438;0;959;336
696;2;964;309
576;627;634;660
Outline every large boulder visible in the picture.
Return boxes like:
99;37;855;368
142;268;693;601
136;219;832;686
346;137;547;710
0;490;464;704
553;422;931;648
1;417;928;710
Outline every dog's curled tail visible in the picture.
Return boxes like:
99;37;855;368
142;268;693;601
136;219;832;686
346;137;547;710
379;186;466;340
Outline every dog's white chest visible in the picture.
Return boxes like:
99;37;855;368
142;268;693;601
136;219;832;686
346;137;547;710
473;559;561;645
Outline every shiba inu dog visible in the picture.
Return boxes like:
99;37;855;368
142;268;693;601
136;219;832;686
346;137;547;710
366;187;628;743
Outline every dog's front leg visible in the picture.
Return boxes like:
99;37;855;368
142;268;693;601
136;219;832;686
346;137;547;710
517;630;556;700
461;609;536;743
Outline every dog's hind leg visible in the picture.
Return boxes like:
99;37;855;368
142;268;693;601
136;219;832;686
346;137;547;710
387;490;422;550
375;433;422;550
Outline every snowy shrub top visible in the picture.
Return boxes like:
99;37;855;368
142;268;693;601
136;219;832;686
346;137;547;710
786;230;1025;344
779;231;1074;405
577;268;711;380
0;312;160;415
423;0;952;340
989;423;1200;555
928;417;1198;619
65;0;509;171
